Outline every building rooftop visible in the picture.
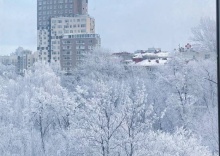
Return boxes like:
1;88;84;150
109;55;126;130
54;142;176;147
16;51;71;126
128;59;168;67
133;52;170;59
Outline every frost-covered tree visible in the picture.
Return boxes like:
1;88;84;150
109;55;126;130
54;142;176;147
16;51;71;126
191;17;216;52
61;49;128;91
120;81;155;156
0;49;216;155
152;52;218;154
0;62;75;155
152;56;197;131
142;128;213;156
0;63;17;80
61;49;214;155
70;80;125;156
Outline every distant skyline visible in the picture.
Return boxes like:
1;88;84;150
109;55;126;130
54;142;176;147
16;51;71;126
0;0;216;55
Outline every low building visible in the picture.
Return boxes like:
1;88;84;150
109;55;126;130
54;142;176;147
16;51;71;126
176;43;214;62
60;33;101;72
132;51;169;63
124;50;170;71
147;47;161;53
178;51;212;61
17;50;32;74
112;52;133;61
17;50;39;75
0;55;17;66
0;48;39;75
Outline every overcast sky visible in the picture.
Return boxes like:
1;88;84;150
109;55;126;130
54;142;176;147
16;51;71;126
0;0;216;55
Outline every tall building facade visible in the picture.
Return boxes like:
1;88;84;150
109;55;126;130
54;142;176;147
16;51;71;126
37;0;89;62
60;33;101;71
50;15;95;62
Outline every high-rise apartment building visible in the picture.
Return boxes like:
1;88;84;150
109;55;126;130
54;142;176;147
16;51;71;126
50;15;95;62
37;0;89;62
60;33;101;71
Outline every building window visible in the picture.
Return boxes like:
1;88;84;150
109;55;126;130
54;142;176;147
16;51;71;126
64;56;71;60
76;45;85;50
81;19;86;22
63;46;71;50
81;29;86;33
63;40;71;44
88;46;93;50
76;40;85;44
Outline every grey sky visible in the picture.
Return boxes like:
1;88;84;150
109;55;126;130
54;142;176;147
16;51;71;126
0;0;216;55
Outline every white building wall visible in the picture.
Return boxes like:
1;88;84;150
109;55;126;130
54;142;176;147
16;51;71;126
37;29;50;62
